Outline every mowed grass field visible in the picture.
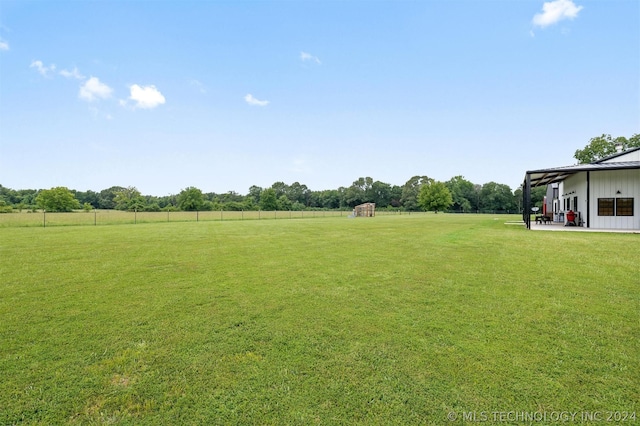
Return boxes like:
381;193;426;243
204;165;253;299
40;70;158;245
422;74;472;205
1;214;638;425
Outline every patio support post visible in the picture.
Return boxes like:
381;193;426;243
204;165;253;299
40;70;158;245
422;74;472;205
524;174;531;229
586;171;590;228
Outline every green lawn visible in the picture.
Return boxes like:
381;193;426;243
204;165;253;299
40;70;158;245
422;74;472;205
1;214;638;425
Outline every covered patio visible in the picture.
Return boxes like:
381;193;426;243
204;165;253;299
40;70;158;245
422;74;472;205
522;158;640;230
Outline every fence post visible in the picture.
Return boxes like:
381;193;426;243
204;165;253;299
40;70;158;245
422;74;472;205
43;210;46;228
196;210;199;222
220;209;223;221
94;209;97;226
134;209;137;224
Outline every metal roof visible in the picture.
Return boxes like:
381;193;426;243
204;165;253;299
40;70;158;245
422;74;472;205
525;161;640;187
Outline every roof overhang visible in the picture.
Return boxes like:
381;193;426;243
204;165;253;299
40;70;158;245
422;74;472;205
525;161;640;188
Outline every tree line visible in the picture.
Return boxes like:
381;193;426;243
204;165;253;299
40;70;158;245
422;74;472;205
3;133;635;214
0;175;537;214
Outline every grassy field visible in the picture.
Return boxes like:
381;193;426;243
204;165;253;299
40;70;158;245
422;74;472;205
1;214;638;425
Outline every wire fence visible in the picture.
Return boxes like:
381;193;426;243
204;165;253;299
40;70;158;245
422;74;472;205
0;209;417;228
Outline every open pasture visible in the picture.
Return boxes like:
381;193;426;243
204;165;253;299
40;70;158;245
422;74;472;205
1;214;638;424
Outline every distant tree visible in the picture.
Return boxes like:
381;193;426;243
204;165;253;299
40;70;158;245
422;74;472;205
479;182;516;213
531;186;547;210
271;182;289;199
574;133;640;164
401;176;430;211
243;198;258;211
277;194;292;211
311;189;341;209
218;191;244;204
177;186;205;211
418;180;452;213
114;186;145;211
389;185;403;208
371;180;392;207
74;190;100;208
158;194;177;210
247;185;263;205
224;201;245;211
259;188;278;211
0;185;19;205
344;177;374;207
16;189;38;208
288;182;310;205
145;202;162;212
445;175;475;212
0;199;12;213
98;186;126;209
36;187;81;212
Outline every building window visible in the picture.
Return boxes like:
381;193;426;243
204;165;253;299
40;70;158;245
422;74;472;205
598;198;614;216
616;198;634;216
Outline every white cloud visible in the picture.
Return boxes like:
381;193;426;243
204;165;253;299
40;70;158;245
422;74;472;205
60;67;85;80
300;51;321;64
128;84;166;109
533;0;583;28
30;60;56;77
0;39;8;51
79;77;113;101
244;93;269;106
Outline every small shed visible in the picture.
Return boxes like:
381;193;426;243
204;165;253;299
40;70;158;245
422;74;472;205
354;202;376;217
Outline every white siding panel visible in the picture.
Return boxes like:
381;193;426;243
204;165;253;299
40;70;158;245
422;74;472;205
590;169;640;230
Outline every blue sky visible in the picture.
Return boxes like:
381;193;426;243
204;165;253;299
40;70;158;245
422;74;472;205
1;0;638;196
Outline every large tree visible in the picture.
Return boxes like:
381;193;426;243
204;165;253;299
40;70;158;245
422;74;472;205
259;188;278;211
247;185;263;205
177;186;205;211
400;176;430;211
287;182;310;206
370;180;392;207
574;133;640;164
114;187;146;211
98;186;125;209
445;175;475;212
76;190;100;208
344;177;374;207
36;187;81;212
479;182;516;213
418;180;453;213
311;189;342;209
